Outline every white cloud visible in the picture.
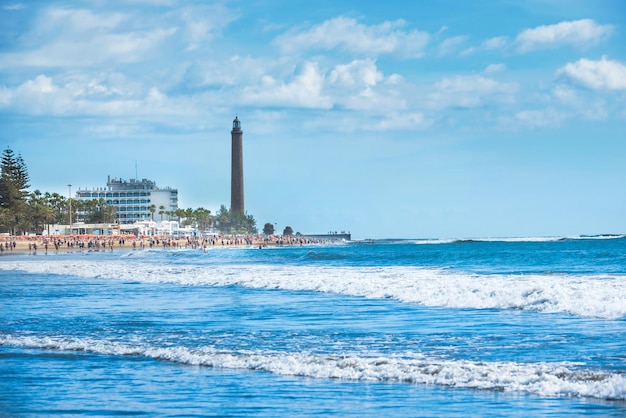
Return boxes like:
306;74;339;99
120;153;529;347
513;108;566;127
0;5;237;68
0;7;177;68
460;36;508;56
581;101;608;120
511;99;608;128
4;3;25;10
508;83;611;128
328;59;383;88
9;75;70;114
0;73;200;119
239;59;406;112
551;85;608;121
242;62;333;109
0;87;11;106
299;110;431;134
430;75;518;109
44;7;127;32
177;3;238;51
327;59;406;111
187;55;271;88
274;17;429;58
368;112;432;131
482;36;508;50
551;85;579;104
484;63;506;74
557;56;626;90
438;35;468;56
515;19;612;53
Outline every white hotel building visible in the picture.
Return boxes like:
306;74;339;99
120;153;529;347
76;176;179;225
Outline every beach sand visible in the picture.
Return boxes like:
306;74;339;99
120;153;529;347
0;234;327;255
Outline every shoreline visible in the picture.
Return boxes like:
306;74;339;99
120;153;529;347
0;234;345;255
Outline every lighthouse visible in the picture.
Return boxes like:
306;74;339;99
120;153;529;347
230;116;244;214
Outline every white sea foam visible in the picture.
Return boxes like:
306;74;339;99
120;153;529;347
1;334;624;400
409;235;626;244
3;258;626;319
411;239;459;245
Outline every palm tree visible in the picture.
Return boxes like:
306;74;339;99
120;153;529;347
46;192;67;224
184;208;194;225
149;204;156;221
158;205;165;221
104;205;117;223
175;208;185;223
194;208;212;231
28;190;56;234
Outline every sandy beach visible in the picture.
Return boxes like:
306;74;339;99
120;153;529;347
0;234;332;255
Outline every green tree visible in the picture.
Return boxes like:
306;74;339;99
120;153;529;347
73;197;117;224
0;147;31;234
263;222;274;235
175;208;185;223
82;198;112;223
283;226;293;236
215;205;257;235
103;203;117;223
183;208;194;225
149;204;156;221
158;205;165;221
74;198;89;223
216;205;230;233
194;207;212;231
0;207;13;233
47;192;68;224
27;190;56;235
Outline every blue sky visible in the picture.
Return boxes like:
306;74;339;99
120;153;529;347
1;0;625;239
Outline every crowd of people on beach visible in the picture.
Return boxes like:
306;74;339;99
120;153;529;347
0;240;17;253
1;233;343;255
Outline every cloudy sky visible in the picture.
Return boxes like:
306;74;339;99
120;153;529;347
1;0;625;239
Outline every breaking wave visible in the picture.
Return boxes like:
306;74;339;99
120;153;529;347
405;235;626;245
3;258;625;319
1;334;624;400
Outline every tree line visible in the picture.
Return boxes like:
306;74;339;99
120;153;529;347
262;223;295;236
0;147;258;236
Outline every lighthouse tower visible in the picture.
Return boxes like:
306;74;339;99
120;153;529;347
230;116;244;214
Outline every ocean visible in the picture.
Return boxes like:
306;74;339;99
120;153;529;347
1;236;625;416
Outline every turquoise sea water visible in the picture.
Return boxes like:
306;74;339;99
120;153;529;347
1;236;626;416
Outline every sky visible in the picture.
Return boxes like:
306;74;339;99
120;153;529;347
1;0;625;239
